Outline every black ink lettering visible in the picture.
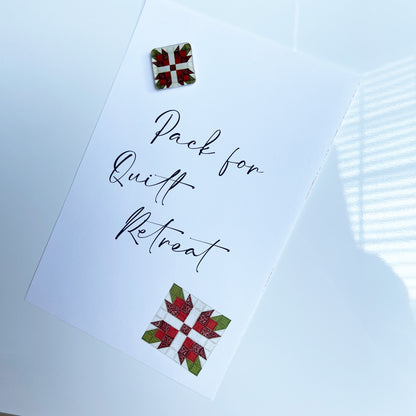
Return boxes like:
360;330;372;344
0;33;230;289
198;129;221;156
115;206;151;244
188;238;230;272
116;207;230;272
151;109;221;156
151;109;180;144
218;147;264;177
109;150;195;205
109;150;136;186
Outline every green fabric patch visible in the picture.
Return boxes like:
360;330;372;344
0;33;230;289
151;49;161;59
181;43;191;54
141;329;160;344
185;75;195;85
169;283;185;302
155;80;165;89
211;315;231;330
186;357;202;376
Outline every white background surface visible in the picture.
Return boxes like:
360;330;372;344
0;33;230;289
1;0;416;415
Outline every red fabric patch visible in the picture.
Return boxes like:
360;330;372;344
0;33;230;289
201;326;220;339
182;295;193;314
158;334;174;349
191;342;202;354
183;337;194;349
177;310;188;321
193;321;203;333
156;71;172;88
206;319;218;330
178;345;189;364
165;299;180;316
197;310;213;325
180;323;191;335
174;46;191;64
187;350;198;362
154;49;170;67
191;342;207;360
167;326;178;338
174;297;185;308
151;320;170;333
155;329;165;340
176;68;193;85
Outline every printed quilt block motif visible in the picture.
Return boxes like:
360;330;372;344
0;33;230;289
142;283;231;376
151;42;196;89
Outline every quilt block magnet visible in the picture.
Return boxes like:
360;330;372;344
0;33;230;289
151;42;196;89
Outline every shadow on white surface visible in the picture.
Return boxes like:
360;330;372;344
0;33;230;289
336;56;416;316
218;150;416;415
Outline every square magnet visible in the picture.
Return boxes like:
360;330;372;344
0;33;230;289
151;42;196;89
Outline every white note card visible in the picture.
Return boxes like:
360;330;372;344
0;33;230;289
27;0;357;399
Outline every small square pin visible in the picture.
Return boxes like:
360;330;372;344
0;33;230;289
151;42;196;89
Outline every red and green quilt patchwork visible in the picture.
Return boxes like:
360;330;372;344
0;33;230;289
142;283;231;376
151;43;196;89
